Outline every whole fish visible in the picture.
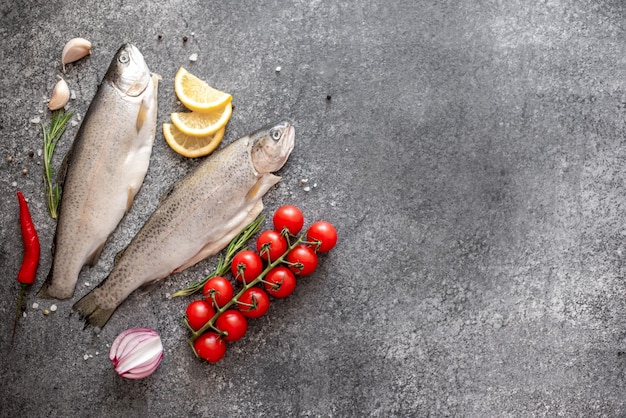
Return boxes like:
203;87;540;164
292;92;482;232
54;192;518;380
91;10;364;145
74;122;295;328
37;44;159;299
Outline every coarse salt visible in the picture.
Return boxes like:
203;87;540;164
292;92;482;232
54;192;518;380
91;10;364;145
50;304;57;312
189;53;198;62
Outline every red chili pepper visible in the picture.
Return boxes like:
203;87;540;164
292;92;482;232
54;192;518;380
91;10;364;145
16;191;40;284
13;191;40;342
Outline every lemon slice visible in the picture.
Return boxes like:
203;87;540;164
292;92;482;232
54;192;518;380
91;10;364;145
171;103;232;137
174;67;232;112
163;123;225;158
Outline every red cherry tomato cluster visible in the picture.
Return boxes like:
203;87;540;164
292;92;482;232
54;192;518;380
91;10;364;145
185;205;338;363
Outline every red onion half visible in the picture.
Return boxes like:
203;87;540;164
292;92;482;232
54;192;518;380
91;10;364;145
109;328;163;379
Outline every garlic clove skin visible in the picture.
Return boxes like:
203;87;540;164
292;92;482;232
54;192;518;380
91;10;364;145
109;328;164;380
48;78;70;110
61;37;92;71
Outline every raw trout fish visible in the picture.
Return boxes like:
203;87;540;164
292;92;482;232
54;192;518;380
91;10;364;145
74;122;295;328
38;44;159;299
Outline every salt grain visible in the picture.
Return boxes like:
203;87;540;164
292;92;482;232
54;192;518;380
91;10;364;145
83;354;89;361
303;186;311;192
189;53;198;62
30;116;41;124
71;120;79;127
275;66;281;72
70;90;77;100
32;302;39;309
50;304;57;312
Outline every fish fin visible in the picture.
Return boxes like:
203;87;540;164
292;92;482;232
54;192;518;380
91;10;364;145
139;278;160;290
136;97;149;132
126;185;136;212
86;242;106;267
114;247;126;265
159;182;177;204
246;174;281;202
73;289;116;329
174;200;264;273
36;264;73;299
36;282;56;299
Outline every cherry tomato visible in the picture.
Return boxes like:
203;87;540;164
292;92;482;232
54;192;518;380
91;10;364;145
236;287;270;318
273;205;304;235
231;250;264;283
307;221;338;253
256;230;288;261
193;332;227;363
264;266;297;298
203;276;234;308
215;310;248;341
286;244;318;276
186;300;216;331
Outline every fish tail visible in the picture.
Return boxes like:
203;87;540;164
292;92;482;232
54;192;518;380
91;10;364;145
36;264;72;299
73;290;116;329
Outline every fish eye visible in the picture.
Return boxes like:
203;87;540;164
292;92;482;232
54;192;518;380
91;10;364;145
119;53;130;64
270;128;282;141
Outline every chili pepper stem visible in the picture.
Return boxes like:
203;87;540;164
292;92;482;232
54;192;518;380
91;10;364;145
12;283;28;343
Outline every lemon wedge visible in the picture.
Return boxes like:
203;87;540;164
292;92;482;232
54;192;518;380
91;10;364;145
163;123;226;158
174;67;232;112
170;103;232;137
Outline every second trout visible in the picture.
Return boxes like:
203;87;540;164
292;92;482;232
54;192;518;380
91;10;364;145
74;122;295;328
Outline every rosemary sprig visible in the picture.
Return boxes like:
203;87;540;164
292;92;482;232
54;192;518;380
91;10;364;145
171;215;265;298
186;227;307;345
41;109;72;219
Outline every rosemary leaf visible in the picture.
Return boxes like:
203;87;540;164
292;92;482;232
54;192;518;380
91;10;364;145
171;215;265;298
42;109;72;219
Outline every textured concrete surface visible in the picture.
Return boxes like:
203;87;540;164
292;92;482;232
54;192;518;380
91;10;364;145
1;0;626;416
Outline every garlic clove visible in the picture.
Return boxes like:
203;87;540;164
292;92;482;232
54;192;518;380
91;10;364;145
48;78;70;110
61;37;92;71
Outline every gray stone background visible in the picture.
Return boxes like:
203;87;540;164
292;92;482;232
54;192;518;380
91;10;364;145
1;0;625;416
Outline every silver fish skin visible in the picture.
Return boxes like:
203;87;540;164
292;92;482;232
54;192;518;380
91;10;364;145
38;44;159;299
73;122;295;328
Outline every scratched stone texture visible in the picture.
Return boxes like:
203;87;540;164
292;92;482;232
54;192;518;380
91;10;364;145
1;0;625;416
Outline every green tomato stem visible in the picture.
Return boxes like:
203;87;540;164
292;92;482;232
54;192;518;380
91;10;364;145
188;230;307;343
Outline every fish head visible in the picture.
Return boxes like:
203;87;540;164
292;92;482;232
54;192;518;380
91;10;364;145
250;122;295;174
104;43;151;97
